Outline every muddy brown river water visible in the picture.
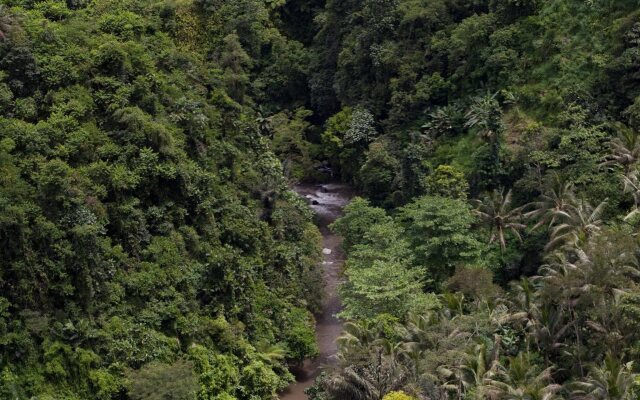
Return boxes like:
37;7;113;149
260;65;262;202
278;183;353;400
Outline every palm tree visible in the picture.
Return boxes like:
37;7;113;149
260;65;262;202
474;188;527;251
493;279;539;352
599;125;640;220
437;339;500;399
525;174;577;230
465;92;503;144
255;107;273;137
454;339;502;399
323;365;379;400
601;124;640;177
509;278;539;320
440;292;466;318
538;236;640;377
328;321;408;400
326;347;407;400
562;238;640;298
254;340;290;378
254;340;286;364
421;104;465;138
483;353;563;400
545;200;606;251
621;171;640;221
569;354;638;400
528;304;572;368
336;321;382;362
538;250;590;301
396;312;441;358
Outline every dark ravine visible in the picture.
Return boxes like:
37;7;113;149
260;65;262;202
279;183;353;400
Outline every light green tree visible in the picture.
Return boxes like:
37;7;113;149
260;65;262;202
339;221;433;319
424;164;469;200
330;197;391;253
399;195;483;284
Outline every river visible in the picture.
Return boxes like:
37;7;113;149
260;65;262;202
279;183;353;400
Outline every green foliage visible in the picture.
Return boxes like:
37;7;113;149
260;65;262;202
0;1;322;398
339;256;431;320
320;107;353;162
445;266;501;301
301;1;640;399
359;140;401;205
320;106;368;182
7;0;640;399
339;220;435;320
127;360;198;400
220;32;252;103
465;93;504;144
424;164;469;200
270;108;314;181
329;197;390;253
398;196;483;284
282;307;319;361
345;108;377;145
382;391;417;400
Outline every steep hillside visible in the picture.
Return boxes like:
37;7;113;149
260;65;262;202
0;1;322;398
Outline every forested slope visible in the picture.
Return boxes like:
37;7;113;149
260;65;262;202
0;1;323;398
301;1;640;399
3;0;640;399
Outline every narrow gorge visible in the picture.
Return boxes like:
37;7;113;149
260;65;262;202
280;184;353;400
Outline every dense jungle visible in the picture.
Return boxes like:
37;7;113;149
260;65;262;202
2;0;640;399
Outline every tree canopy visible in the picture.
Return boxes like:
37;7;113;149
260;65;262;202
4;0;640;399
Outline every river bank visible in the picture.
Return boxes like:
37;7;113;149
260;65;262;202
279;183;353;400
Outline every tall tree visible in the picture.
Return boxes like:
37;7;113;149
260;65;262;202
474;188;526;252
546;200;606;251
525;174;577;230
601;124;640;177
399;195;483;284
